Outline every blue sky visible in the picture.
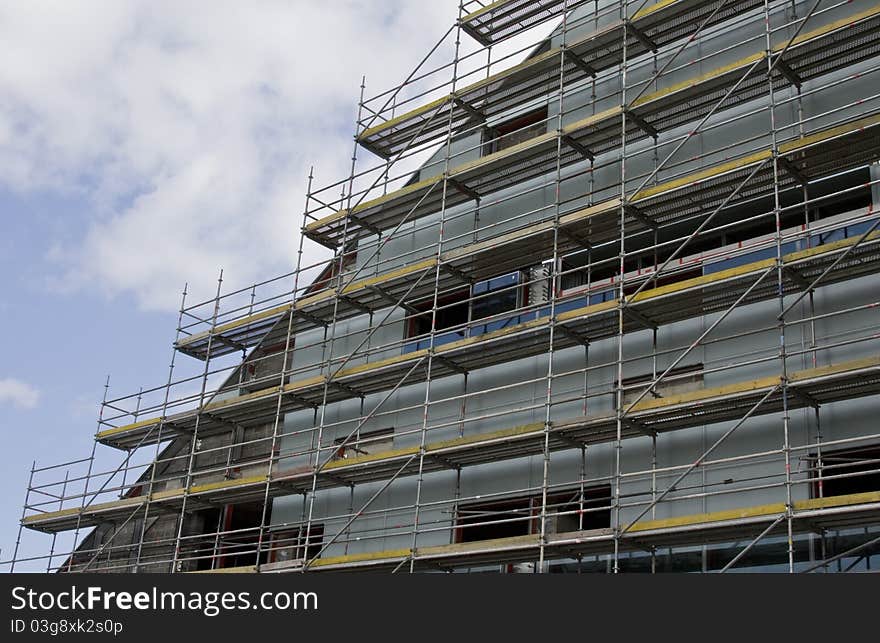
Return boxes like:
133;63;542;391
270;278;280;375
0;0;462;571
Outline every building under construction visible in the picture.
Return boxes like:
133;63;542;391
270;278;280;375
10;0;880;573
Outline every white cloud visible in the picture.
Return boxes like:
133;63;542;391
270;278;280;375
0;0;460;311
0;378;40;409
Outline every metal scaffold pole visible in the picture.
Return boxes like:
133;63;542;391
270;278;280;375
303;78;367;571
538;0;572;574
67;377;108;572
10;461;36;573
45;470;69;572
171;270;224;572
253;170;313;570
135;283;188;571
613;0;631;575
410;2;466;573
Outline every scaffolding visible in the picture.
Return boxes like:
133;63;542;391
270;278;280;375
8;0;880;573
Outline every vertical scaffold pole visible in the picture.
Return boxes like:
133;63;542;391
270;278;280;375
613;0;630;575
135;284;188;571
253;168;314;570
538;0;571;574
409;2;466;573
46;470;69;573
67;376;109;572
304;78;366;569
171;270;224;573
10;460;36;572
763;0;796;574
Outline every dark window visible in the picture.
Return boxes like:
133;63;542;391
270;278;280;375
217;501;267;569
456;497;532;543
809;445;880;499
471;272;522;336
189;508;223;571
560;256;590;292
545;487;612;534
805;167;872;223
473;273;520;319
485;107;548;154
455;486;610;544
406;290;470;349
560;255;641;292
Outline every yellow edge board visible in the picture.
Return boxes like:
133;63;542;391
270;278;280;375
30;453;880;531
353;126;558;221
637;354;880;412
359;94;450;141
96;417;163;440
310;548;411;568
50;355;879;528
420;533;540;558
359;43;560;142
98;231;878;443
189;474;267;494
633;5;880;109
324;446;420;470
22;496;145;524
630;257;774;303
790;354;880;383
25;476;271;525
631;53;764;108
305;173;441;232
360;0;624;144
203;385;283;412
304;208;346;233
435;315;547;353
366;0;880;147
779;112;880;154
636;110;880;201
296;258;438;309
633;372;782;413
428;421;545;451
443;198;620;262
176;303;293;348
325;421;547;470
336;104;880;243
632;0;679;21
191;565;257;574
633;150;772;200
122;234;876;435
631;490;880;533
443;219;554;261
445;232;874;360
349;175;442;217
788;4;880;48
304;490;880;568
447;131;558;177
370;0;673;141
224;135;851;346
335;348;430;378
189;375;328;418
787;229;880;263
629;230;880;309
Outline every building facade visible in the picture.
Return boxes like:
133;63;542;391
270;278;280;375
14;0;880;573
